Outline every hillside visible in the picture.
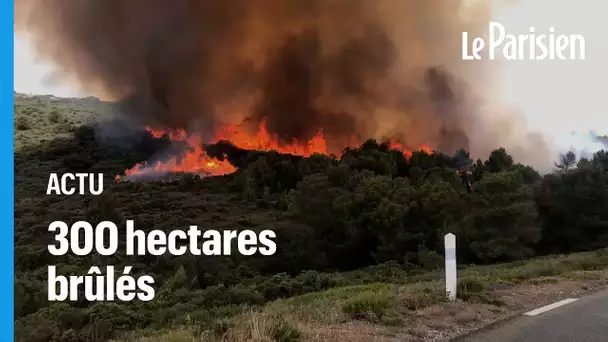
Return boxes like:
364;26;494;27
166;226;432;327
13;94;608;341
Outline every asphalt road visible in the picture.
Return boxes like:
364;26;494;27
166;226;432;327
459;288;608;342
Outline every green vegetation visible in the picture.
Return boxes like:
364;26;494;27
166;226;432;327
120;250;608;341
14;94;608;341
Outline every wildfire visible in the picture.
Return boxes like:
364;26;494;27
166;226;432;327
118;119;432;180
118;128;238;180
387;140;432;159
214;120;330;157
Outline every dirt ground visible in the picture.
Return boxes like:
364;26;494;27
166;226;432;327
299;272;608;342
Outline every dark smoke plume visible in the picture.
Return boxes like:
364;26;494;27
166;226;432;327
15;0;553;163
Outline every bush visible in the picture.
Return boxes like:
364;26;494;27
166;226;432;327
62;154;95;171
342;289;396;321
401;286;445;310
15;116;30;130
457;278;488;301
419;250;444;271
48;110;62;123
270;320;302;342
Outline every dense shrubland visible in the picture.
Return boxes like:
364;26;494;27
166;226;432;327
13;95;608;341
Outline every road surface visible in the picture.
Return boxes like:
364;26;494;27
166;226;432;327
459;288;608;342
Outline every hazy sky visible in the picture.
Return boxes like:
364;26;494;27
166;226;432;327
488;0;607;151
14;32;85;98
13;0;607;153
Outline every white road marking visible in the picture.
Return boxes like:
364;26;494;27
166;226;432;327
523;298;579;316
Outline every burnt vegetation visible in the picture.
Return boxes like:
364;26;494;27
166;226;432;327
14;94;608;341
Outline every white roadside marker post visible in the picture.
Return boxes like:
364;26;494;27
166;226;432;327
444;233;457;301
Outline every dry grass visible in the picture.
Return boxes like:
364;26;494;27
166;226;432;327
14;93;111;151
117;248;608;342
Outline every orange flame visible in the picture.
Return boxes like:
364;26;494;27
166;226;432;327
214;120;329;157
388;140;432;159
120;119;433;179
122;127;237;178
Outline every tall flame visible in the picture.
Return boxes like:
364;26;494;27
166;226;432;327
121;127;237;179
119;119;432;180
214;119;330;157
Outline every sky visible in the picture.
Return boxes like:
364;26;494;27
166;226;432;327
13;0;607;154
14;32;85;98
490;0;607;142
